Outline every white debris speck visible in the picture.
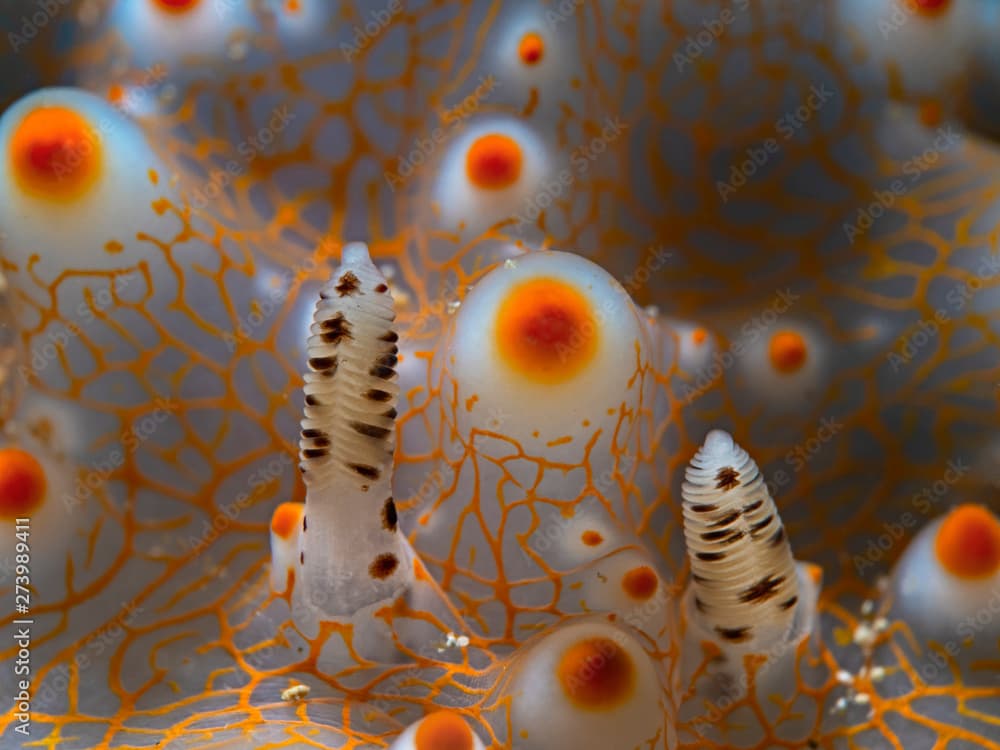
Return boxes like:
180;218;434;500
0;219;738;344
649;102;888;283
281;684;310;702
853;624;876;647
870;666;886;682
876;576;890;593
861;600;874;616
853;692;871;705
831;696;848;714
873;617;889;633
504;259;518;269
446;300;461;314
835;670;853;684
455;635;470;648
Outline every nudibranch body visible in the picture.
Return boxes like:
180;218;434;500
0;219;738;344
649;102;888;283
2;1;1000;749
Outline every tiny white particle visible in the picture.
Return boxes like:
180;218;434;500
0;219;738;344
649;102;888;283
446;300;461;314
831;696;848;714
853;624;875;647
873;617;889;633
835;670;853;684
281;684;310;702
861;600;874;616
853;693;871;705
870;666;886;682
504;259;518;269
456;635;470;647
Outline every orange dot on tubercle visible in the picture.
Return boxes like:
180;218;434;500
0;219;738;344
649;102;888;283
691;328;708;346
935;504;1000;579
518;32;545;65
495;277;599;384
9;106;102;201
465;133;523;190
621;566;659;600
581;530;604;546
768;330;808;374
907;0;950;15
557;637;635;710
414;711;474;750
270;502;303;540
0;448;47;518
153;0;200;13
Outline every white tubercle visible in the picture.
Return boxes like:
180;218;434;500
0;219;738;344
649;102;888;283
388;711;488;750
294;242;412;619
268;502;304;595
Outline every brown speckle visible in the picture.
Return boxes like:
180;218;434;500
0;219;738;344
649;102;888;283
364;388;393;402
750;515;774;536
742;499;764;514
369;364;395;380
299;551;304;564
708;511;741;528
715;626;751;643
690;503;718;513
382;497;398;531
305;394;321;406
780;596;798;610
740;575;785;603
696;550;725;562
320;312;352;344
335;271;361;296
302;516;307;532
351;421;391;440
768;526;786;547
374;283;388;293
303;447;328;459
382;407;397;419
715;466;739;491
694;596;707;613
369;552;399;579
309;355;338;372
348;463;380;480
302;428;327;440
379;330;398;342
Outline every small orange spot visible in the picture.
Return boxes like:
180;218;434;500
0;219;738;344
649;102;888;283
907;0;950;15
465;394;479;411
270;502;303;540
148;168;159;185
465;133;523;190
768;330;808;374
919;100;943;128
621;566;659;600
153;0;200;13
414;711;474;750
495;277;599;384
935;504;1000;579
518;32;545;65
0;448;47;518
285;0;301;12
691;327;708;346
581;530;604;546
557;637;635;710
104;241;124;254
107;84;125;104
9;106;102;201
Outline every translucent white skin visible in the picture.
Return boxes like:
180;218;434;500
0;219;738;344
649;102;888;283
268;505;303;595
388;713;488;750
0;88;179;288
737;322;827;412
431;118;552;235
835;0;981;99
890;513;1000;649
498;618;669;750
446;250;649;446
107;0;259;70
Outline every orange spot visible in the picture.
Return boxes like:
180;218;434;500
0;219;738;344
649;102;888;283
148;168;159;185
465;133;523;190
907;0;950;15
768;330;808;374
9;106;102;201
935;504;1000;579
285;0;301;12
919;100;943;128
691;327;708;346
153;0;200;13
414;711;474;750
518;32;545;65
557;637;635;710
581;530;604;546
621;566;658;601
107;84;125;105
495;277;599;384
105;241;124;254
270;502;303;540
0;448;47;518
